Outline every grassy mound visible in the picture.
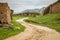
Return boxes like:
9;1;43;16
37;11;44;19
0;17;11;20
26;13;60;32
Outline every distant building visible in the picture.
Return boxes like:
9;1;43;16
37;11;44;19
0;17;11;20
20;12;40;17
42;0;60;15
0;3;13;24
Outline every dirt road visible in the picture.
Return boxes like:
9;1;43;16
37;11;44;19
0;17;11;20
5;17;60;40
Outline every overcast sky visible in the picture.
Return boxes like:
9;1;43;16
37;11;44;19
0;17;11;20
0;0;57;13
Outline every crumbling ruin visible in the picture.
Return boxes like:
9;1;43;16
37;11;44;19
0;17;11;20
42;0;60;15
19;12;40;17
0;2;13;27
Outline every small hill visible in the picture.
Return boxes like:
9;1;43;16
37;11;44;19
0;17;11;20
25;13;60;32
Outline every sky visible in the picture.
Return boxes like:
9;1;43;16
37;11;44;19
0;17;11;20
0;0;57;13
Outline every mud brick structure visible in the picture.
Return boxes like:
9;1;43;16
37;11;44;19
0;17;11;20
20;12;39;17
42;0;60;15
0;3;13;24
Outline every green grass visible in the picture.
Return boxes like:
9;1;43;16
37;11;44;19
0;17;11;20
0;15;25;40
26;13;60;32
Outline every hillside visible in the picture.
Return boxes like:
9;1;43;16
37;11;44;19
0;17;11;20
25;13;60;32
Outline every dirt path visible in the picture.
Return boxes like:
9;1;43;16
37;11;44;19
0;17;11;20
5;17;60;40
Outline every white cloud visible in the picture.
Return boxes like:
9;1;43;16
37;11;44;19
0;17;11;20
14;5;47;13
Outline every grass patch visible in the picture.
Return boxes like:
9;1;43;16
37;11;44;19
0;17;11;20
0;15;25;40
25;13;60;32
